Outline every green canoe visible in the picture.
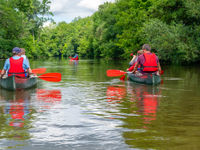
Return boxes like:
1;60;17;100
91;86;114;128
0;75;37;90
127;72;161;85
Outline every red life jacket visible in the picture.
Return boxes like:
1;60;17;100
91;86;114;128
142;53;158;72
74;56;79;60
8;57;25;77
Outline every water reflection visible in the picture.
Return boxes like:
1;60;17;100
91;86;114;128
0;59;199;150
69;59;79;65
0;88;62;142
106;85;126;103
36;89;62;110
69;60;79;75
127;82;161;126
106;82;162;149
0;89;35;140
69;59;79;66
124;82;162;149
106;82;161;125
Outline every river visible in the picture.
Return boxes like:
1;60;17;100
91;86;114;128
0;58;199;150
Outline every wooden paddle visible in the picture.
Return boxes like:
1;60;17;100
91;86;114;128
38;73;62;82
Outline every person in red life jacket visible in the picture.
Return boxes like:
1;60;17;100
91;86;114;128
132;44;161;74
73;53;79;60
0;47;32;78
127;50;144;72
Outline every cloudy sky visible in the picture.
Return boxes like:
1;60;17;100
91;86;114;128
49;0;115;23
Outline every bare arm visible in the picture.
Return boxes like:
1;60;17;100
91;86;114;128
130;55;136;62
132;62;139;73
129;55;136;64
158;62;161;74
27;68;32;74
0;69;6;78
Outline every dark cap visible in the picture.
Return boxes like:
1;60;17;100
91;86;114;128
12;47;21;54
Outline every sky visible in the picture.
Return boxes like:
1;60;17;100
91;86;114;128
48;0;115;23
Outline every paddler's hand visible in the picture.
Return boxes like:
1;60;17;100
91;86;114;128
131;69;136;74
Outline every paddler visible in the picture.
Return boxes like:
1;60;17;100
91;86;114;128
73;53;79;60
132;44;161;74
127;50;144;72
0;47;32;78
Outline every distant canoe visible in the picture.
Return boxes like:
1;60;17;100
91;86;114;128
127;72;161;85
0;75;37;90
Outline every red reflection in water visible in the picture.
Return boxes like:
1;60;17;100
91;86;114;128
106;86;126;103
69;60;79;65
107;82;161;127
142;92;158;124
37;89;62;110
9;99;25;127
4;90;31;128
4;89;62;127
130;84;161;126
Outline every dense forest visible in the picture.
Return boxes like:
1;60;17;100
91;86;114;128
1;0;200;64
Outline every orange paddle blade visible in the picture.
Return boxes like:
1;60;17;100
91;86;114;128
32;68;46;74
0;68;46;74
107;70;126;77
160;70;164;75
120;75;126;81
38;73;62;82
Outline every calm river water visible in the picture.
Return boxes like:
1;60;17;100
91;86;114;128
0;58;199;150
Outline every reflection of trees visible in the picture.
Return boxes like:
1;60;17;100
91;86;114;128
0;89;36;140
0;88;62;141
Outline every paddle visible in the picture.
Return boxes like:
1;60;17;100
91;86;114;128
38;73;62;82
32;68;46;74
160;70;164;75
0;68;47;74
107;70;126;77
120;75;126;81
107;69;164;81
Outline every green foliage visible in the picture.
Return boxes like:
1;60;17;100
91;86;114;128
1;0;200;64
0;0;51;59
142;19;200;64
115;0;154;57
146;0;200;64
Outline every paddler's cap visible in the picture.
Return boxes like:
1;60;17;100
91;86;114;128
12;47;21;54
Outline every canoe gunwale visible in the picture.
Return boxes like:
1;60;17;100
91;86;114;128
127;72;161;85
0;75;37;90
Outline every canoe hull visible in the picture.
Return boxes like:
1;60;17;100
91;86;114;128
0;75;37;90
127;72;161;85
